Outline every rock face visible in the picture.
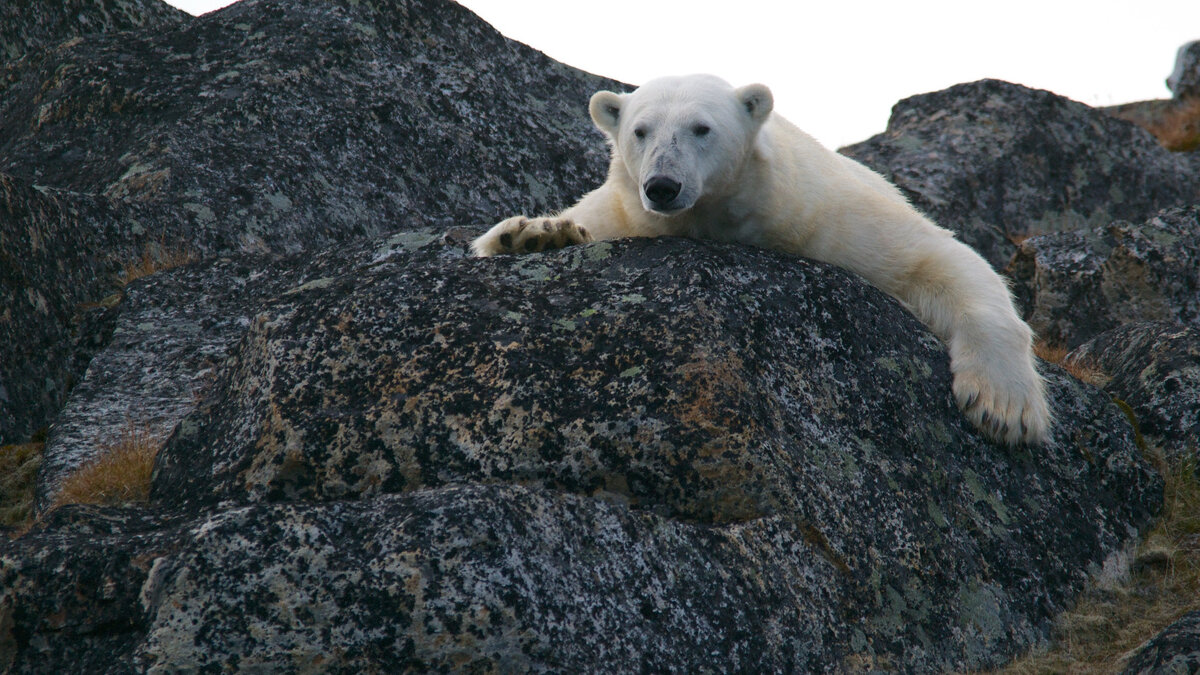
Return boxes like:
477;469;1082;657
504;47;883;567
0;0;622;444
7;236;1165;672
1168;40;1200;100
841;79;1200;271
1009;206;1200;349
1066;322;1200;464
0;0;185;64
1122;610;1200;675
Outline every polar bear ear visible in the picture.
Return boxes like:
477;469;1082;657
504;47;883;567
589;90;624;136
736;83;774;124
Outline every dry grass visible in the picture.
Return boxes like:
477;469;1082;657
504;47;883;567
0;443;43;529
992;456;1200;673
1125;98;1200;152
116;241;196;287
51;423;164;509
1034;341;1108;387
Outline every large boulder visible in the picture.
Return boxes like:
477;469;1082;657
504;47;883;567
128;235;1159;671
841;79;1200;271
1009;206;1200;349
1168;40;1200;100
0;0;622;444
1065;322;1200;464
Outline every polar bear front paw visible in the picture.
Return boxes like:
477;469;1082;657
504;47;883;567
471;216;593;257
952;358;1051;446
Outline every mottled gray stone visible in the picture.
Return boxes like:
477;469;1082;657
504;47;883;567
1168;40;1200;100
1122;610;1200;674
0;0;185;65
841;79;1200;272
0;0;622;443
35;228;453;510
137;236;1160;671
1010;206;1200;349
1066;322;1200;465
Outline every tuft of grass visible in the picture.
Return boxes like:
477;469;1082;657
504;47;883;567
0;443;43;530
1034;341;1108;387
116;241;196;287
993;455;1200;673
1142;98;1200;152
51;423;164;509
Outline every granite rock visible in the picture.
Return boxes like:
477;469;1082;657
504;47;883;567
0;0;622;444
841;80;1200;271
1168;40;1200;100
1122;610;1200;675
1009;206;1200;349
1066;322;1200;464
135;235;1161;671
0;0;185;65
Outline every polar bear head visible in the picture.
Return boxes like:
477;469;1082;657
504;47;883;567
588;75;774;215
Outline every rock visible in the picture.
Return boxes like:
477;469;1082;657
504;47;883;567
0;0;185;64
841;79;1200;271
35;227;453;510
1009;206;1200;349
136;235;1161;670
0;0;622;443
0;504;189;673
1122;610;1200;674
0;173;141;444
1168;41;1200;100
0;0;621;252
1065;322;1200;464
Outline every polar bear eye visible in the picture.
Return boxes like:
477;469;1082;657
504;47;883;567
693;124;711;137
633;127;647;140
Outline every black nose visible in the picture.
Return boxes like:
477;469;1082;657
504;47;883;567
643;176;681;207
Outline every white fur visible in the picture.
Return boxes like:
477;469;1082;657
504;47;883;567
473;75;1050;445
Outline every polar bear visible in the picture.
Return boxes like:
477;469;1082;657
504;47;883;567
472;74;1050;446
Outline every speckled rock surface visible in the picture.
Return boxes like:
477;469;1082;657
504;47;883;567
841;79;1200;271
136;236;1161;671
0;173;141;444
1168;41;1200;100
1122;610;1200;674
1009;206;1200;349
1066;322;1200;464
0;0;621;444
0;0;185;64
35;228;452;510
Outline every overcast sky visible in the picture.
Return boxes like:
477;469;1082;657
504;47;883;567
167;0;1198;149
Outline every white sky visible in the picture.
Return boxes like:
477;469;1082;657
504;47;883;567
169;0;1198;149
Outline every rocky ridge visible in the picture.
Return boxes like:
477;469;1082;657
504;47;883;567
0;0;1198;671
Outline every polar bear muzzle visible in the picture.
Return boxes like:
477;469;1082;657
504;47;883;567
643;176;682;210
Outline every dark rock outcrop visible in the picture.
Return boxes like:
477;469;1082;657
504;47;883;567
0;0;623;444
6;235;1163;672
1066;322;1200;464
0;0;185;65
1168;41;1200;100
841;80;1200;271
0;174;140;445
1009;206;1200;349
35;227;450;509
1122;610;1200;675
